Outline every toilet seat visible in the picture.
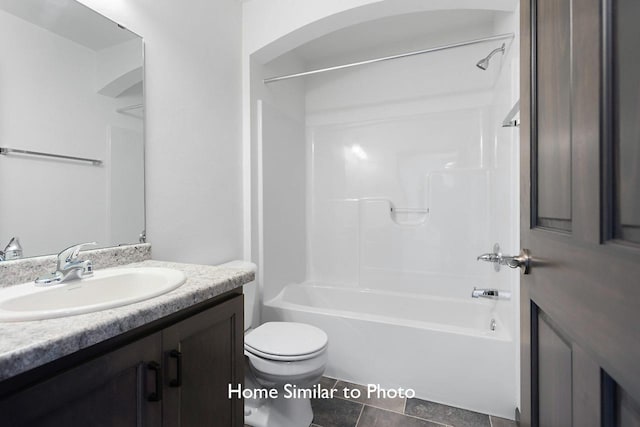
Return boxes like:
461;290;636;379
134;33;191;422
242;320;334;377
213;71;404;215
245;344;327;362
245;322;328;362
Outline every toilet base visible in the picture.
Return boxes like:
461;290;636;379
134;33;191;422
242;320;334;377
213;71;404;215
245;393;313;427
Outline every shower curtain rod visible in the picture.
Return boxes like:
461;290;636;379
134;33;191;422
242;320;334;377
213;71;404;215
263;33;514;84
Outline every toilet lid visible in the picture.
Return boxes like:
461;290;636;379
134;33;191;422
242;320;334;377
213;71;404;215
244;322;328;359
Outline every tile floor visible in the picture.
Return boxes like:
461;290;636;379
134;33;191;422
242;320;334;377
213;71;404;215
309;377;517;427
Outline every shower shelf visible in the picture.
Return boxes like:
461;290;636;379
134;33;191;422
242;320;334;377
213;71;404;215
502;100;520;127
116;103;144;119
390;206;429;226
390;207;429;214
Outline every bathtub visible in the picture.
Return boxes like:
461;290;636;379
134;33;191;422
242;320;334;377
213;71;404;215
262;282;517;419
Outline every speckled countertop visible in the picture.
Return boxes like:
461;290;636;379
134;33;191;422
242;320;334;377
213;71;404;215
0;244;152;288
0;260;254;381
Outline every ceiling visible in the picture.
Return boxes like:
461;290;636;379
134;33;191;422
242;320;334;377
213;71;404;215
291;9;510;66
0;0;139;51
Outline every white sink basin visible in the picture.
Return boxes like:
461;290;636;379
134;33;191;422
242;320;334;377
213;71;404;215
0;267;186;322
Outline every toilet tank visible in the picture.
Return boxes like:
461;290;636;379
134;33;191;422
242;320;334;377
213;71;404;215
242;279;257;330
217;260;257;331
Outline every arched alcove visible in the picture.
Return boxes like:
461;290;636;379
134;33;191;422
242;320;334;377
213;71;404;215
248;0;517;64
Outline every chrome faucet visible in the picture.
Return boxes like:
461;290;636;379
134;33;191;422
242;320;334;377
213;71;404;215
35;242;96;285
477;252;523;268
471;287;500;299
477;244;504;272
0;237;23;261
477;242;519;266
476;243;532;274
471;287;511;300
477;253;501;263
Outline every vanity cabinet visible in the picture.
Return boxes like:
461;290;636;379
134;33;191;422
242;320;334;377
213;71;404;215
162;294;244;426
0;292;243;427
0;333;163;426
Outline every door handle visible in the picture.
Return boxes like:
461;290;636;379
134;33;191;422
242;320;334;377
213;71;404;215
507;249;532;274
146;361;162;402
169;349;182;387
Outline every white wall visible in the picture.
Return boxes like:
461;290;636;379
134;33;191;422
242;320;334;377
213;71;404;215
242;0;518;262
108;126;145;245
0;9;142;257
77;0;244;264
252;54;308;303
303;22;502;295
246;1;520;303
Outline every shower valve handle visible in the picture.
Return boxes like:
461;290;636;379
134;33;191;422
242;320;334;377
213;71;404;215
477;244;532;274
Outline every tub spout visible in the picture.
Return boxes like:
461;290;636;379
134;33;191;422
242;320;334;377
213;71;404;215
471;287;510;300
471;287;499;298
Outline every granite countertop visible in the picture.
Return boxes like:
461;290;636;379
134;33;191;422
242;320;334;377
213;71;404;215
0;260;254;381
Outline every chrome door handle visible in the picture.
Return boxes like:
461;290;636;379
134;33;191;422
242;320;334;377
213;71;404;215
506;249;531;274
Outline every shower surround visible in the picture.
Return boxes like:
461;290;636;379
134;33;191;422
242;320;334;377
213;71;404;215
253;6;520;420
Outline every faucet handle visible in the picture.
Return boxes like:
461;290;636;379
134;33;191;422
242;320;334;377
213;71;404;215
58;242;97;266
477;253;499;262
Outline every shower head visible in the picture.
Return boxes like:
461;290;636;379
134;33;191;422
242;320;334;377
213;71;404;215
476;43;506;70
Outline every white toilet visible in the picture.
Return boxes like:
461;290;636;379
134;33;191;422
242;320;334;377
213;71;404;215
235;263;328;427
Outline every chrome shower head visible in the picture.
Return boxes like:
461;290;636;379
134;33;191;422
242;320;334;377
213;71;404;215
475;58;490;71
476;43;506;70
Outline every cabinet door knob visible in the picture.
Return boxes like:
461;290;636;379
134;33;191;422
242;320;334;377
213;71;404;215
147;361;162;402
169;349;182;387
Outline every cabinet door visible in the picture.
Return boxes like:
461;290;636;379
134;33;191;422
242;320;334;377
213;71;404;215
0;332;163;427
162;295;244;427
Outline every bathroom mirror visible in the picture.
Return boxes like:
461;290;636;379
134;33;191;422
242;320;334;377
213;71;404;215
0;0;145;258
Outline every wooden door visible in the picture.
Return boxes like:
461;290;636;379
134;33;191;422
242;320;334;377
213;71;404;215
521;0;640;426
0;333;163;426
162;295;244;427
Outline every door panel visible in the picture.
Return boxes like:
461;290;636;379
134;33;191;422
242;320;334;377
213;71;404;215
613;0;640;244
179;316;233;425
618;387;640;427
572;344;601;427
535;0;572;231
521;0;640;425
537;312;572;427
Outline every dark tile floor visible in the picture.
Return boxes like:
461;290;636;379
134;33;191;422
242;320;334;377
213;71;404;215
310;377;517;427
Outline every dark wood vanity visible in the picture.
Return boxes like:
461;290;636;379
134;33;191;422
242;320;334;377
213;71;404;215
0;290;244;427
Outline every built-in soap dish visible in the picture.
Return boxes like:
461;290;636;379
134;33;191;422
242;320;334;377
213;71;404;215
390;206;429;226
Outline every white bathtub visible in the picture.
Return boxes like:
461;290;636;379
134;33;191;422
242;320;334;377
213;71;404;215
263;282;517;419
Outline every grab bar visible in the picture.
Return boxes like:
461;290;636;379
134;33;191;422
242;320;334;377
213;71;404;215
0;147;103;166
